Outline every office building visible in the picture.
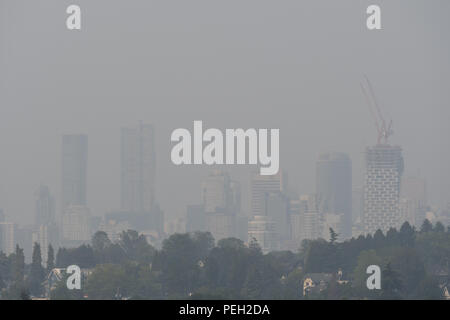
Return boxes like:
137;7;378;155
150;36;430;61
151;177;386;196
248;215;278;254
251;171;285;218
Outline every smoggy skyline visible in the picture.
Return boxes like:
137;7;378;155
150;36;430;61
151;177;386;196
1;0;450;225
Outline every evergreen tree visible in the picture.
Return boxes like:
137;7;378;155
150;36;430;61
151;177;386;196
434;222;445;233
12;245;25;284
386;228;399;244
47;244;55;272
373;229;385;249
4;245;27;299
92;231;111;250
399;222;415;246
420;219;433;233
29;242;45;296
329;228;338;244
380;263;402;299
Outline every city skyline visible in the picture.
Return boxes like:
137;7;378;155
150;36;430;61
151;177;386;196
2;119;449;261
1;0;450;303
0;124;447;234
1;1;450;239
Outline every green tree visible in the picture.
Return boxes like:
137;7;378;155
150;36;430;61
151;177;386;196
85;264;128;299
386;228;399;244
29;243;45;296
205;238;249;295
281;267;304;299
117;230;155;263
56;245;96;268
380;263;402;299
388;247;425;297
399;222;415;246
420;219;433;233
373;229;385;248
352;249;382;298
3;246;27;299
159;232;213;297
241;263;264;299
92;231;112;252
434;222;445;233
0;252;10;290
50;274;84;300
414;276;443;300
129;264;163;299
415;231;450;273
12;245;25;284
303;239;337;273
47;244;55;272
92;231;112;264
329;228;338;244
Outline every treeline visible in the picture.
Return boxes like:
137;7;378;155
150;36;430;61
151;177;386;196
0;242;53;299
0;220;449;300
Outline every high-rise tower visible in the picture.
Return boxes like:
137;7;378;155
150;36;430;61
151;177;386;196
35;185;55;227
121;122;156;213
62;134;88;209
363;145;403;234
250;171;285;218
360;76;403;235
201;170;240;241
316;152;352;239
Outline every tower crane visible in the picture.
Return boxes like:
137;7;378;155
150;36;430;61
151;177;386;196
360;75;393;145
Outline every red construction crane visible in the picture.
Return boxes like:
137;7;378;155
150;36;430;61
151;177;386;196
360;75;393;145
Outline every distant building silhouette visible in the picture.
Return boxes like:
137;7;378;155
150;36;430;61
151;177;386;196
185;205;206;233
0;221;16;255
400;176;427;228
250;171;285;218
316;152;352;239
288;194;322;248
62;205;92;244
34;185;59;261
201;170;240;241
264;192;289;246
62;134;88;209
248;215;278;254
121;122;156;213
35;185;55;227
118;122;164;237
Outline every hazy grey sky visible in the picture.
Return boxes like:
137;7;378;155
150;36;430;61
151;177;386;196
1;0;449;224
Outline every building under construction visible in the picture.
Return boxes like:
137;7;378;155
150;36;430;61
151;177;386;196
363;144;404;234
361;76;404;235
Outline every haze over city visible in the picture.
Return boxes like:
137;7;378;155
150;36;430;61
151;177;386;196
1;0;449;228
1;0;450;303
